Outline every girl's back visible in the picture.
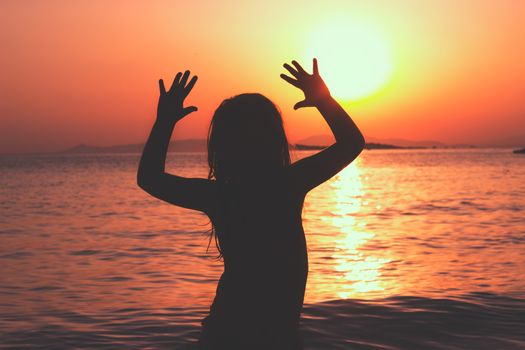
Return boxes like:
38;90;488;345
201;174;308;348
137;59;365;349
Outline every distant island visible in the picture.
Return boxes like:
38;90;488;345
298;134;479;149
52;134;489;155
6;133;524;155
60;140;420;154
294;143;421;150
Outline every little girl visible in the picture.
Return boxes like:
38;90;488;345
137;59;365;349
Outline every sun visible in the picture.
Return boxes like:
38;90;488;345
304;19;393;101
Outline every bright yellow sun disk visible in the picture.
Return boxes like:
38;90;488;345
305;20;393;101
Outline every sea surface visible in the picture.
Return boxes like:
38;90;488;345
1;149;524;349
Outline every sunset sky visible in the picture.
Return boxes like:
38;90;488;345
1;0;524;153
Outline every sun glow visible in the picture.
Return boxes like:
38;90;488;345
305;19;393;101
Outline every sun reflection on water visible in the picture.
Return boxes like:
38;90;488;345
329;160;390;298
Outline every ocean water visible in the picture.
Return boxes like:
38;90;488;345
1;149;524;349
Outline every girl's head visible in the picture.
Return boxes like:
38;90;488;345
207;93;291;183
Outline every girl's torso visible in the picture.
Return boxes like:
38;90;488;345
202;174;308;345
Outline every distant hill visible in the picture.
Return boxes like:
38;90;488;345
61;133;513;154
364;143;415;150
13;133;523;156
366;137;448;148
297;134;477;148
295;143;410;150
296;134;335;146
61;139;411;154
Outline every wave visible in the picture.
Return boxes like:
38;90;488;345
301;292;525;350
1;292;524;349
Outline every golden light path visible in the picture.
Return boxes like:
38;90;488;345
304;19;393;101
329;160;391;298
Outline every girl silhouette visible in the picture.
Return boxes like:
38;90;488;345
137;59;365;349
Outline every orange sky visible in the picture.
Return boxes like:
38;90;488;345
1;0;524;153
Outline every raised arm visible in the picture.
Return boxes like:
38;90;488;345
280;59;365;195
137;70;216;214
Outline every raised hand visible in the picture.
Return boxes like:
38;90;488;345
280;58;332;110
157;70;198;123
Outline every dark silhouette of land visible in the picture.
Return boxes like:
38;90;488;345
59;140;409;154
295;142;421;150
56;134;486;155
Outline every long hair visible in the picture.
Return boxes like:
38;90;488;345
205;93;291;258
